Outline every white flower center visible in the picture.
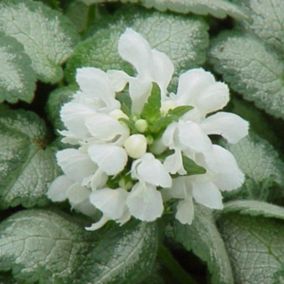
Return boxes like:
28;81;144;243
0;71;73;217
124;134;147;159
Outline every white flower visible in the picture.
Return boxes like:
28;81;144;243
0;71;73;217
164;144;245;225
87;188;130;230
47;28;249;231
114;28;174;113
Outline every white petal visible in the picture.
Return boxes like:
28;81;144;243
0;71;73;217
191;178;223;209
176;198;194;225
129;77;152;114
164;149;186;175
118;28;152;76
201;112;249;144
176;68;215;105
47;175;73;202
151;49;174;97
60;102;95;138
88;144;128;175
82;169;108;190
131;153;172;188
67;183;91;205
206;145;245;191
162;122;178;148
86;215;109;231
197;82;229;115
178;121;212;154
85;113;129;144
107;70;129;92
72;199;97;217
127;182;163;221
76;67;120;111
89;188;128;219
56;149;96;182
163;176;190;200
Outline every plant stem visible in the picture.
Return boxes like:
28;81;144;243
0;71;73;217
157;244;198;284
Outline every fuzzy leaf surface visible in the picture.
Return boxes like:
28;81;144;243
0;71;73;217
0;210;158;284
238;0;284;54
86;0;247;19
168;205;234;284
0;0;79;83
218;213;284;284
210;32;284;119
223;200;284;221
0;33;36;103
224;133;284;200
0;109;59;209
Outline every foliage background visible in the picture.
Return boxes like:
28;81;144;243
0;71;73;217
0;0;284;283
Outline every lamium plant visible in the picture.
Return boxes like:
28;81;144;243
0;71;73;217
0;1;284;284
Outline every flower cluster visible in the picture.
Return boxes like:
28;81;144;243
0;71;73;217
47;28;249;230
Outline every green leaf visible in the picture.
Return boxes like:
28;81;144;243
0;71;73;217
182;155;206;175
65;6;209;84
117;91;132;117
0;210;91;283
0;0;79;83
0;209;158;284
209;31;284;119
0;33;36;104
87;0;247;19
218;213;284;284
223;200;284;221
228;97;280;148
0;109;59;209
150;105;193;133
223;133;284;200
237;0;284;54
75;222;158;284
66;0;91;33
168;205;234;284
141;83;161;123
46;85;77;130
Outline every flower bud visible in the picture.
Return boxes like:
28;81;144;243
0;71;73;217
124;134;147;159
135;119;148;133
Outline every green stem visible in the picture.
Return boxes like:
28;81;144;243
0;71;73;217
157;244;198;284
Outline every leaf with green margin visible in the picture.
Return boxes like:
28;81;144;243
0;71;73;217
74;222;158;284
0;210;92;283
274;268;284;284
0;0;79;83
0;33;36;104
141;83;161;123
223;133;284;201
218;213;284;284
236;0;284;54
66;0;91;33
86;0;247;19
65;6;209;85
0;209;158;284
209;31;284;119
150;105;192;133
167;205;234;284
223;200;284;221
0;109;59;209
46;85;77;130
